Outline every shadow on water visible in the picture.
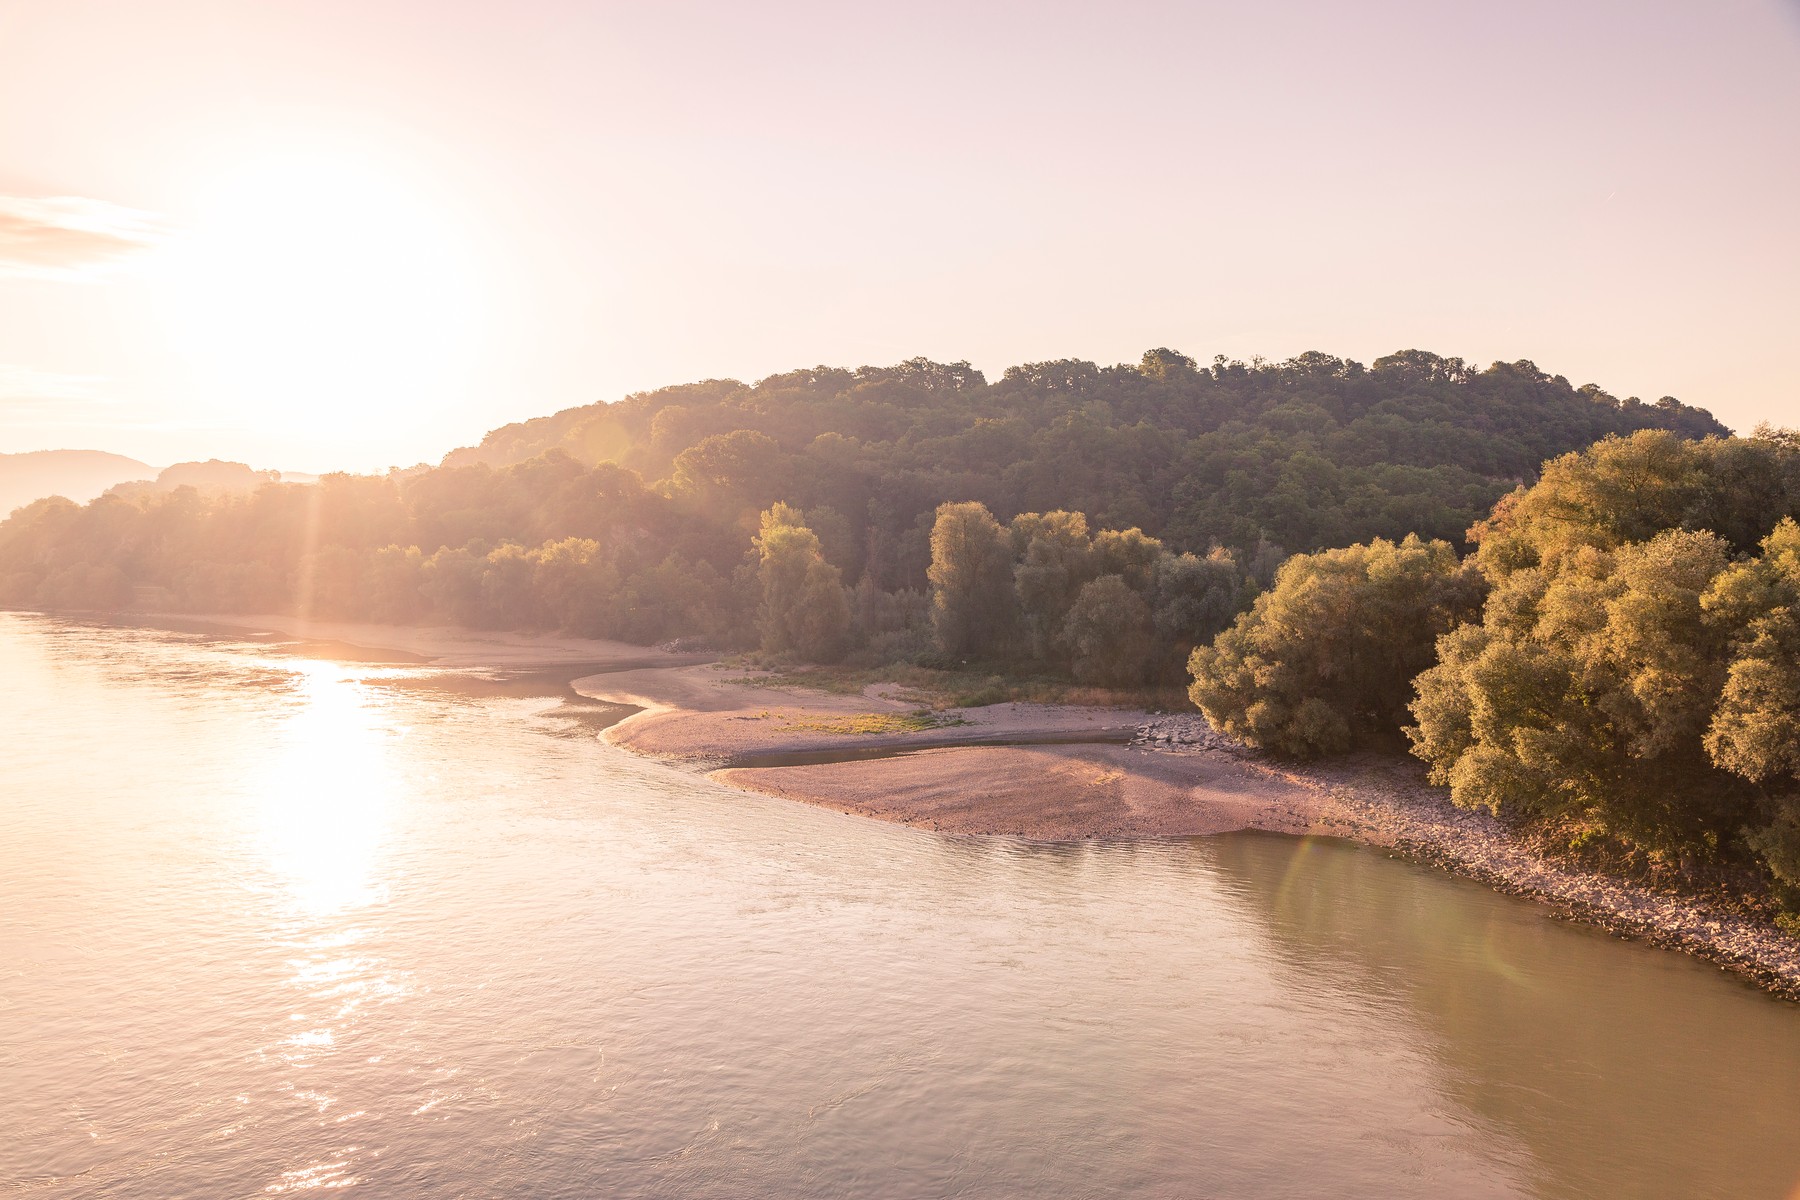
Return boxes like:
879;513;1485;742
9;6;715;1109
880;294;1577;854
1203;832;1800;1200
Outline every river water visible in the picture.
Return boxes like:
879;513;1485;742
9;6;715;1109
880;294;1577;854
3;613;1798;1199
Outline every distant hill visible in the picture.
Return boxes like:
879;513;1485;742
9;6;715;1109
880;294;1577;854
0;450;155;517
107;459;281;500
0;453;315;517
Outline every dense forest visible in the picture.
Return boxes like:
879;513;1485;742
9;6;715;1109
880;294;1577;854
447;347;1724;562
0;348;1722;665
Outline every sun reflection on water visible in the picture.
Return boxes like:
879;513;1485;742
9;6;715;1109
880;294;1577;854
257;661;400;916
244;662;418;1195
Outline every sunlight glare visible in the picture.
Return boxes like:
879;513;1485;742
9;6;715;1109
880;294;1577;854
159;146;484;434
258;660;399;915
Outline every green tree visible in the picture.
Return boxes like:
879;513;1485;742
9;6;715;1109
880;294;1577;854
1706;520;1800;784
1705;519;1800;896
1190;535;1483;756
1408;530;1748;851
669;430;787;526
531;537;622;637
1151;548;1249;650
754;503;850;661
1010;510;1093;666
1090;526;1162;592
1064;574;1156;687
1411;437;1800;890
927;501;1017;660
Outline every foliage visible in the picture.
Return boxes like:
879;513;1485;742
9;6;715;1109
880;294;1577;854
0;348;1728;696
1010;508;1093;666
753;503;850;662
444;348;1724;573
1407;432;1800;894
1188;535;1485;756
927;501;1017;659
1151;546;1265;648
1063;575;1156;688
918;503;1263;684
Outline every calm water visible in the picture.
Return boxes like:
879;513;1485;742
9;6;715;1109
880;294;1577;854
4;614;1799;1200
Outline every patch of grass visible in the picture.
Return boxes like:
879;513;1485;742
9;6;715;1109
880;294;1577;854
951;681;1012;708
722;662;1193;712
722;668;884;696
770;709;969;735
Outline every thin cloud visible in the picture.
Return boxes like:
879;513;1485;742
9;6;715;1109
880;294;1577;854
0;363;111;418
0;196;169;281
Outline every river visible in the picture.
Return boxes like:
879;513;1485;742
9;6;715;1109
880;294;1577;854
3;613;1798;1199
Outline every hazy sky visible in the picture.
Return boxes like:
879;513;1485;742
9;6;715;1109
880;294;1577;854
1;0;1796;472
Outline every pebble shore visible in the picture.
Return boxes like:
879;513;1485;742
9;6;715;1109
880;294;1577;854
1134;714;1800;1001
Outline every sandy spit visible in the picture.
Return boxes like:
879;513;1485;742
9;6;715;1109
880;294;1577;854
576;663;1146;762
710;744;1338;840
576;662;1355;839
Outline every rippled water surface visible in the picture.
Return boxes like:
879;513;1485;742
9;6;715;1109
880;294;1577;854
5;613;1800;1199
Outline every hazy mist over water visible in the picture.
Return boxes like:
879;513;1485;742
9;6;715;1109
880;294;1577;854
4;613;1799;1199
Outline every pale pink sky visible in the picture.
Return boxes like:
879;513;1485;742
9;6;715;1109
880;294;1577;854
1;0;1796;472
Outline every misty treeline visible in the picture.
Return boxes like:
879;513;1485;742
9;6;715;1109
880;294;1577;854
1188;429;1800;913
0;347;1718;662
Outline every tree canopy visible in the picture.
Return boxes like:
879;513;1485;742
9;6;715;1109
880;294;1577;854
1187;535;1485;756
1406;431;1800;893
443;348;1725;572
1179;427;1800;910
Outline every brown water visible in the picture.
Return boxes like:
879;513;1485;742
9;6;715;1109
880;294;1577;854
3;613;1798;1199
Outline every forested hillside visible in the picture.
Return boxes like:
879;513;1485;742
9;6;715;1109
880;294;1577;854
0;348;1723;663
447;348;1725;566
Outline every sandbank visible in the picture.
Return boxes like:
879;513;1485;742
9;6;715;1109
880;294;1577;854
713;743;1345;840
577;663;1146;761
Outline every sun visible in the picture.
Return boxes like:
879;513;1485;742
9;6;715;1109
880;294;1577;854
158;144;486;446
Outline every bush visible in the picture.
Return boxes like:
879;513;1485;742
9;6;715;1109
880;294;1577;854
1409;433;1800;892
1188;535;1483;756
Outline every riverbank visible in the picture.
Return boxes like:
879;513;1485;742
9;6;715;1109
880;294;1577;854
107;613;1800;999
1135;717;1800;1001
573;658;1800;1000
